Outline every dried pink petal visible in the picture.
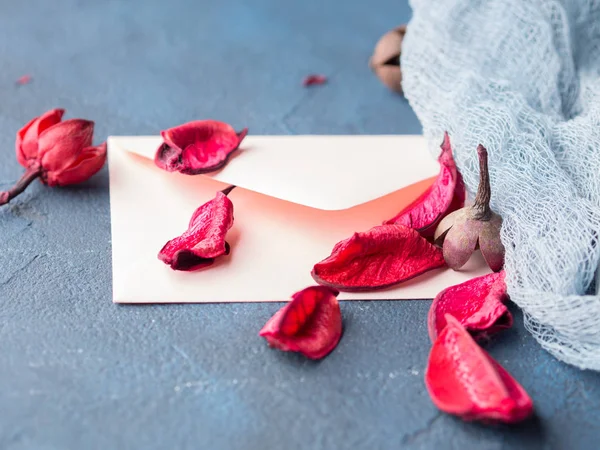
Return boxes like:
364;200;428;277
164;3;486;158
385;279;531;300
259;286;342;359
302;74;328;86
155;120;248;175
312;224;446;291
158;188;235;271
425;314;533;423
428;271;512;342
384;132;465;237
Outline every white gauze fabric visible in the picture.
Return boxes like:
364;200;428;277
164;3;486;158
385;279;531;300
402;0;600;370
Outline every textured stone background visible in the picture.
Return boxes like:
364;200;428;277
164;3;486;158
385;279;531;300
0;1;599;449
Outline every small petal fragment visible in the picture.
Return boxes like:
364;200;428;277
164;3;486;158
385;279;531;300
259;286;342;359
312;224;446;291
425;315;533;423
16;74;32;85
158;191;234;271
384;132;465;237
428;271;512;342
155;120;248;175
302;74;328;86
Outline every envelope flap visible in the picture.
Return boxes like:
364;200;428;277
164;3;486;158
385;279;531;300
109;135;439;211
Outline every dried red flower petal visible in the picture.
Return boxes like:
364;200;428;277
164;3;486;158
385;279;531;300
158;187;235;271
428;271;512;342
259;286;342;359
1;109;106;206
16;74;32;86
155;120;248;175
425;314;533;423
384;132;465;237
302;74;328;86
312;224;446;291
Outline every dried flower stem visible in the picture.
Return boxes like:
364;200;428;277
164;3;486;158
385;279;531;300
472;145;492;220
0;166;42;206
221;185;236;196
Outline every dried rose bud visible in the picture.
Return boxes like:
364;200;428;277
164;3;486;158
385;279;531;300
312;224;446;291
384;132;465;237
369;25;406;95
158;186;235;271
155;120;248;175
259;286;342;360
0;109;106;206
428;271;512;342
434;145;505;272
425;314;533;423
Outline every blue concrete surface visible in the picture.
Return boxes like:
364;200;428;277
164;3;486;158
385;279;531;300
0;0;598;449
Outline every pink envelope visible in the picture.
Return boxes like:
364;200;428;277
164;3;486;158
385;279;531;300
107;135;489;303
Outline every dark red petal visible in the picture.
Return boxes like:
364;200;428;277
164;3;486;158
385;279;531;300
158;191;234;271
16;108;65;167
302;74;328;86
156;120;247;175
38;119;95;173
45;143;107;187
259;286;342;359
311;224;446;292
384;132;465;237
425;315;533;423
428;271;512;342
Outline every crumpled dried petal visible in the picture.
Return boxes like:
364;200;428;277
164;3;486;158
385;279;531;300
428;271;512;342
259;286;342;359
302;74;328;86
158;189;234;271
384;132;465;237
434;145;505;271
425;314;533;423
155;120;248;175
312;224;446;291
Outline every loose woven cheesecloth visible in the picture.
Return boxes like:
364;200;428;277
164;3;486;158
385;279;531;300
402;0;600;370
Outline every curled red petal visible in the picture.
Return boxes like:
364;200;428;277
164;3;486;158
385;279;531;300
259;286;342;359
311;224;446;292
384;132;465;237
425;314;533;423
38;119;95;173
155;120;247;175
45;143;107;187
428;271;512;342
158;191;234;271
302;74;328;86
16;108;65;167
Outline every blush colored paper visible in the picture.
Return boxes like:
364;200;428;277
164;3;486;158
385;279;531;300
108;135;490;303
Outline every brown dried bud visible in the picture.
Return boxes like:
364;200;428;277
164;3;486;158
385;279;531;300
434;145;505;272
369;25;406;95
